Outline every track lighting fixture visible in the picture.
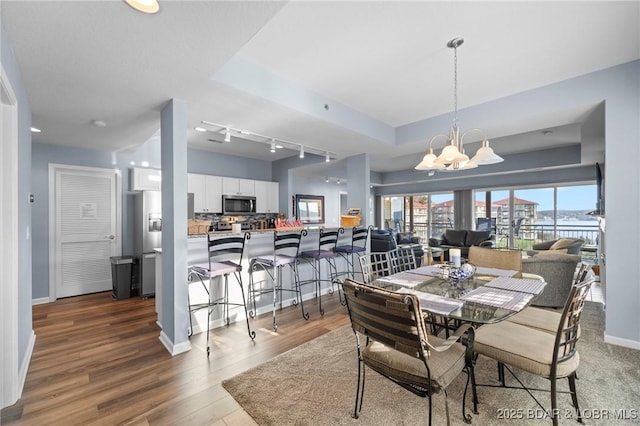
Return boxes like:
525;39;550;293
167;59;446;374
199;120;335;161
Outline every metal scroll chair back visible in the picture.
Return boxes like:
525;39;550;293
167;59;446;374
357;252;392;284
473;275;595;425
389;246;417;273
341;279;473;425
468;246;522;273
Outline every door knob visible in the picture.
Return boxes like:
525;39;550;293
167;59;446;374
105;235;115;240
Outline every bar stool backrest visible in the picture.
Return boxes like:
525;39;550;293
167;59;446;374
207;232;250;268
273;229;306;258
351;225;373;250
319;228;340;252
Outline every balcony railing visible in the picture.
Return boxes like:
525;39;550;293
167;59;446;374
410;221;599;260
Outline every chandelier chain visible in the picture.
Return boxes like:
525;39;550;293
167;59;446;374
453;44;459;127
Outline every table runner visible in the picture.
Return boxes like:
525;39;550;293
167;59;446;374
395;287;464;315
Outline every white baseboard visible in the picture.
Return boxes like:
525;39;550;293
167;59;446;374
604;333;640;350
32;297;51;305
158;330;191;356
17;330;36;399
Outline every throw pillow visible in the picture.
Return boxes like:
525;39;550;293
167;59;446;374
396;232;414;244
535;249;568;255
443;230;467;246
466;230;491;246
550;238;577;250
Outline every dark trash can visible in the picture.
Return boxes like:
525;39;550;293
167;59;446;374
110;256;136;300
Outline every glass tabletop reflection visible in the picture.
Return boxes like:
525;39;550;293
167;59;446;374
371;269;543;324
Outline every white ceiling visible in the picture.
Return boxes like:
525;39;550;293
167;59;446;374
2;1;638;173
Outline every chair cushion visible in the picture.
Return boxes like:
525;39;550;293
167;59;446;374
396;232;414;244
466;230;491;246
474;321;579;378
443;230;467;246
254;254;297;267
550;238;578;250
334;245;366;254
506;307;561;333
362;337;466;392
300;250;336;259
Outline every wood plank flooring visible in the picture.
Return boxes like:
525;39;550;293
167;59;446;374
2;291;349;425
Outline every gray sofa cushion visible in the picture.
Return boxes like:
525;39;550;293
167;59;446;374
443;230;467;246
466;230;491;246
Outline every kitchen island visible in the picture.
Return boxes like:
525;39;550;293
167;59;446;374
155;227;357;334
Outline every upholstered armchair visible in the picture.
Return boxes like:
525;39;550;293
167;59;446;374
522;253;581;307
527;238;584;256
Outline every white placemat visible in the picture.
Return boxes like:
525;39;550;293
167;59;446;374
460;287;533;311
376;271;427;288
484;276;547;295
395;287;464;315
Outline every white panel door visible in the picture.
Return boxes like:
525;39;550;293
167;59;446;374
53;166;121;298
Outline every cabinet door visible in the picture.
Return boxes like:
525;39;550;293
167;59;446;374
205;175;222;213
266;181;279;213
222;177;239;195
254;181;267;212
238;178;255;196
188;173;208;212
130;167;162;191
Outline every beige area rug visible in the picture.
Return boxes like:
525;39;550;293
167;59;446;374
223;303;640;425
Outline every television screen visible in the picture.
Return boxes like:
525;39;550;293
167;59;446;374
476;217;497;233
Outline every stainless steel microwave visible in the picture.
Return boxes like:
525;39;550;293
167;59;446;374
222;195;256;215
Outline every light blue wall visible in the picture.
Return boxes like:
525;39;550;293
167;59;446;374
2;24;33;371
30;142;275;299
291;176;342;227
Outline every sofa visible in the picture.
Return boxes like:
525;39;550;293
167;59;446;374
522;253;581;308
526;237;585;256
370;230;424;267
428;229;495;259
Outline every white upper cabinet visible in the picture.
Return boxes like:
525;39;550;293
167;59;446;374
130;167;161;191
255;180;279;213
188;173;222;213
222;177;255;196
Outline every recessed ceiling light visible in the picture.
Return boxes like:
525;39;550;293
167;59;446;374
141;161;149;167
195;127;207;132
91;120;107;127
125;0;159;14
275;144;283;149
30;127;41;133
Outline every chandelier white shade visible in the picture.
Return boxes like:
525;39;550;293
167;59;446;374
415;38;503;172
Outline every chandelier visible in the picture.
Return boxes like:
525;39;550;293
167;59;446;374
415;38;503;171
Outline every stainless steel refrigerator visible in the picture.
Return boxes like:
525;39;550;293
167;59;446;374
133;191;162;297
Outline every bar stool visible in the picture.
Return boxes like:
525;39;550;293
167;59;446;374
335;225;373;281
187;232;255;357
248;230;306;331
298;228;341;316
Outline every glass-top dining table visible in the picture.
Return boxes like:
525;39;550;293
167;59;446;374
371;264;547;324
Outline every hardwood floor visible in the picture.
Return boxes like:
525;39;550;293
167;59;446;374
1;291;349;425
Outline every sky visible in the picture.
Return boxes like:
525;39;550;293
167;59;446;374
428;184;599;211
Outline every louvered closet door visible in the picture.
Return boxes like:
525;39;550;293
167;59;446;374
54;167;120;298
